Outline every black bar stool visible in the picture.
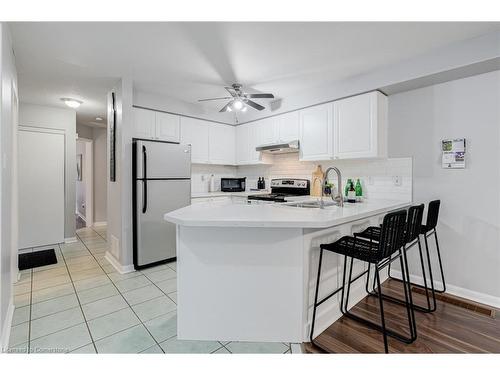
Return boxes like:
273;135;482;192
355;204;437;313
310;210;414;353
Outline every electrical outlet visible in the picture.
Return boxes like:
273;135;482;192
393;176;402;186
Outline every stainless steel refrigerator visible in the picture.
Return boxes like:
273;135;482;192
133;139;191;269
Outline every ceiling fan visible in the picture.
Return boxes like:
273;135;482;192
198;83;275;112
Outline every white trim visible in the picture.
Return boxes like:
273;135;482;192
1;299;15;352
291;343;303;354
104;251;134;274
75;211;86;222
392;270;500;309
64;237;78;244
92;221;107;227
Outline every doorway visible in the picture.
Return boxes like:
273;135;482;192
76;137;93;229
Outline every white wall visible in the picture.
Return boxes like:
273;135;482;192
388;70;500;305
19;103;77;240
93;127;107;223
0;22;18;351
75;140;86;219
76;124;107;224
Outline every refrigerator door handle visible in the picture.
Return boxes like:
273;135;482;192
142;145;148;213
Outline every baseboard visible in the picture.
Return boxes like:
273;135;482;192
76;212;87;222
1;298;15;352
92;221;107;227
391;270;500;309
64;237;78;244
104;251;134;274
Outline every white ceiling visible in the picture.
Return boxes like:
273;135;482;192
9;22;500;126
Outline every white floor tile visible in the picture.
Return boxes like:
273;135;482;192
12;306;30;325
140;345;164;354
144;268;176;283
30;307;85;340
88;308;140;341
122;285;163;306
225;341;290;354
73;275;111;292
94;325;156;353
31;283;74;304
155;278;176;294
143;311;177;343
70;343;97;354
213;346;231;354
159;336;222;354
31;293;79;320
77;283;119;305
30;323;92;354
114;275;151;293
8;322;29;347
131;296;176;322
82;294;129;320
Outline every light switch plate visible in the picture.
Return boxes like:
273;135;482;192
393;176;402;186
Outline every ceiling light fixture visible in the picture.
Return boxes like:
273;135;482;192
226;106;232;112
60;98;83;108
241;106;247;112
95;117;103;121
233;100;243;110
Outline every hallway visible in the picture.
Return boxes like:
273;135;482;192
8;226;292;354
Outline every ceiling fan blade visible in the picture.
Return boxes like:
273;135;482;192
224;87;238;97
244;99;265;111
245;93;275;99
198;97;233;102
219;101;233;113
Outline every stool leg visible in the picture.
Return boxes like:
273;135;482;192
339;255;349;315
434;230;446;293
422;234;437;312
400;246;417;341
416;237;433;311
375;264;389;353
309;248;324;342
343;257;355;312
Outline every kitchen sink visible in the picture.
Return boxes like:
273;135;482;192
286;200;338;208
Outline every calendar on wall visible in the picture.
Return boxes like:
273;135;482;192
442;138;466;169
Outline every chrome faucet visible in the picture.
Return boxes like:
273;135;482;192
321;166;344;207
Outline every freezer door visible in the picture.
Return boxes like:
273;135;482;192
135;179;191;268
135;140;191;179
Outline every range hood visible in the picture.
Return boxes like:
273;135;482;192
256;140;300;154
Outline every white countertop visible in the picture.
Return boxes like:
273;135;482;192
191;191;269;198
164;198;410;229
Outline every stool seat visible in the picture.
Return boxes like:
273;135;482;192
420;224;433;234
354;226;381;242
321;236;381;263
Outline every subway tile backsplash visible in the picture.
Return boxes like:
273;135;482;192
192;154;412;202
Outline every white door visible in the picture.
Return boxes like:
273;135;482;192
180;117;209;163
156;112;180;142
333;92;378;159
133;107;156;139
208;123;236;165
299;103;333;161
18;128;65;248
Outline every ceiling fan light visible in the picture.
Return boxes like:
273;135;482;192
241;106;247;112
233;100;243;110
60;97;83;108
226;106;232;112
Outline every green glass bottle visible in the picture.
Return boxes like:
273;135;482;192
344;179;352;198
355;179;363;202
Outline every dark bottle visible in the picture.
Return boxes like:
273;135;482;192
261;177;266;190
257;177;262;189
347;180;356;203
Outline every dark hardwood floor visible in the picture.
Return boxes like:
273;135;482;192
305;279;500;353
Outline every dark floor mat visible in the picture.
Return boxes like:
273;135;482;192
18;249;58;270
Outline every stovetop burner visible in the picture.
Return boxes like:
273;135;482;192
247;179;310;203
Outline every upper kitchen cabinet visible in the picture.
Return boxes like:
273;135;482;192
208;123;236;165
133;107;156;140
236;123;271;165
155;111;180;142
180;117;210;164
299;103;333;161
132;107;180;142
333;91;387;159
276;111;299;142
256;118;278;145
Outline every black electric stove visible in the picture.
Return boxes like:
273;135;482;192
248;179;310;203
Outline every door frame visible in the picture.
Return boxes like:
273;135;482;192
76;137;94;227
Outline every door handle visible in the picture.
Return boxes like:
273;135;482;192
142;145;147;213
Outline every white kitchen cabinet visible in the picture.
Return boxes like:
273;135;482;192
299;103;333;161
333;91;387;159
133;107;156;140
256;118;278;145
180;117;210;164
133;107;180;142
276;111;300;142
209;123;236;165
236;123;271;165
156;111;180;142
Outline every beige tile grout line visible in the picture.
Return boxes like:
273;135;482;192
76;228;169;353
57;243;99;354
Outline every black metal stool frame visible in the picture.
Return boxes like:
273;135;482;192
310;210;415;353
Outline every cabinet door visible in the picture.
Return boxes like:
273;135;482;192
180;117;209;164
236;124;249;164
156;112;180;142
299;103;333;161
257;118;278;145
248;123;262;163
333;92;378;159
133;107;156;139
277;111;299;142
209;123;236;165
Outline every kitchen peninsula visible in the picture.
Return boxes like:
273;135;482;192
164;198;410;343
